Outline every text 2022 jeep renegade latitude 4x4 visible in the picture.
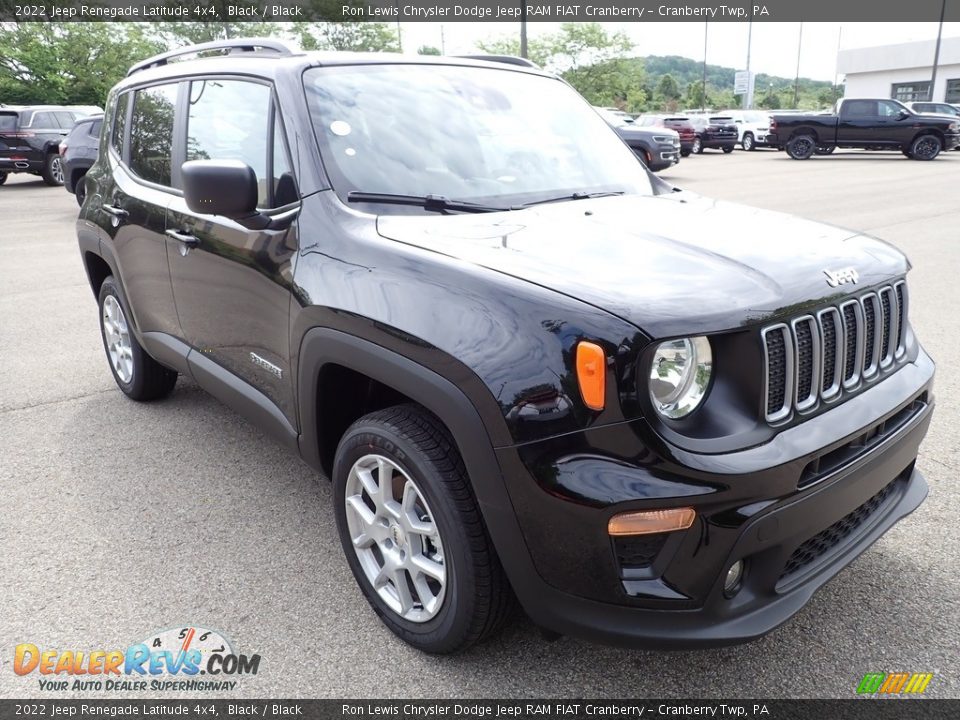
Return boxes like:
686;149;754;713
77;40;935;653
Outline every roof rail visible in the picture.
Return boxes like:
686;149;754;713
127;38;297;77
456;55;540;69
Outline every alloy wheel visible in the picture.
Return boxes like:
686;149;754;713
51;157;64;184
344;454;446;622
102;295;133;383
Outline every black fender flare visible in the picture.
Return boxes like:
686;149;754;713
296;327;543;604
788;126;819;143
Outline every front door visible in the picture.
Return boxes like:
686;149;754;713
165;77;300;425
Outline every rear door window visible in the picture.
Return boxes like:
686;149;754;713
841;100;876;119
129;83;179;187
30;112;56;128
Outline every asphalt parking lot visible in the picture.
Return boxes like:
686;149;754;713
1;148;958;699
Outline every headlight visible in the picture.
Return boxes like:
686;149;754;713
648;337;713;418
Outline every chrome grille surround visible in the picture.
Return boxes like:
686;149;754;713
761;284;909;425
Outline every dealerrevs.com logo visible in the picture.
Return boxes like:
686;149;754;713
13;626;261;692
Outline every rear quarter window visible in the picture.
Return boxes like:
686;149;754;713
129;83;178;187
111;93;130;156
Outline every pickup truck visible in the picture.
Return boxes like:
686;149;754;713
768;98;960;160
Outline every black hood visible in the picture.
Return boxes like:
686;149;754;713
377;192;908;338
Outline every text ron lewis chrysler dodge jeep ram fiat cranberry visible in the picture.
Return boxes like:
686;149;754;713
76;39;935;653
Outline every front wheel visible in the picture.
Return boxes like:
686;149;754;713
333;405;514;653
909;134;942;160
41;153;64;186
98;276;177;400
786;134;816;160
742;133;755;151
692;136;703;154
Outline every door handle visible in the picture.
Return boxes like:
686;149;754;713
165;229;199;246
102;204;128;218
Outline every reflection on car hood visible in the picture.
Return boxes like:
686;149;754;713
376;193;908;337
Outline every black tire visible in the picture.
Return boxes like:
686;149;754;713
680;149;691;157
742;133;755;151
909;134;942;160
814;146;836;155
722;145;734;154
41;153;64;186
786;134;816;160
97;276;177;401
0;171;7;185
692;136;703;154
333;404;514;654
75;175;87;207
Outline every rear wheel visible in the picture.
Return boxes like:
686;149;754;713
0;171;7;185
909;134;941;160
742;133;755;151
692;136;703;154
333;405;514;653
680;149;691;157
722;145;734;154
98;276;177;401
75;175;87;207
786;134;816;160
41;153;64;186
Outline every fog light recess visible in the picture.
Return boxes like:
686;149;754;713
724;560;744;597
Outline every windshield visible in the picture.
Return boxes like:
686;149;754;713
303;64;653;213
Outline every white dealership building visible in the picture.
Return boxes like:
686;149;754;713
838;36;960;104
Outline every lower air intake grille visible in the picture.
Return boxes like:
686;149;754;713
779;479;897;581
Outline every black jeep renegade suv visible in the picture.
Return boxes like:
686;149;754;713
76;39;935;653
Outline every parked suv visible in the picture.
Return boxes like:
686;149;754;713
0;105;82;186
78;40;934;653
724;110;772;150
687;114;738;153
595;107;680;171
635;115;697;156
61;114;103;206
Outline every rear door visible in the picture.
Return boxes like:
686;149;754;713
837;100;879;145
165;77;300;425
96;84;182;339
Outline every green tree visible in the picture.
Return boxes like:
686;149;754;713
0;23;162;106
417;45;442;56
656;73;681;102
295;22;399;52
758;90;783;110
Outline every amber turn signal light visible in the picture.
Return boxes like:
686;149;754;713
576;341;606;411
608;507;696;536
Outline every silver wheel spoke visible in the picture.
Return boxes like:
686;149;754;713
344;453;446;623
102;295;133;384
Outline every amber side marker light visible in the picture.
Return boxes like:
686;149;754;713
608;507;696;536
576;341;606;411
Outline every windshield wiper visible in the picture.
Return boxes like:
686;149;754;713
519;191;626;208
347;191;509;214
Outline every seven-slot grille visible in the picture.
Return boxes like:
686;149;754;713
762;282;908;424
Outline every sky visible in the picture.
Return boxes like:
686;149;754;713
394;22;960;82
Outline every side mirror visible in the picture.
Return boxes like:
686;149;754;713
897;110;910;120
181;159;299;231
182;159;258;218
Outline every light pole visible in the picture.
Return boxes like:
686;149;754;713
793;22;803;109
929;0;946;100
743;17;753;110
520;6;528;59
702;22;708;112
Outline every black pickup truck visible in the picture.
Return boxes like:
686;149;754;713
769;98;960;160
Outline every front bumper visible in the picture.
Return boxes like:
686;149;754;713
493;350;934;647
